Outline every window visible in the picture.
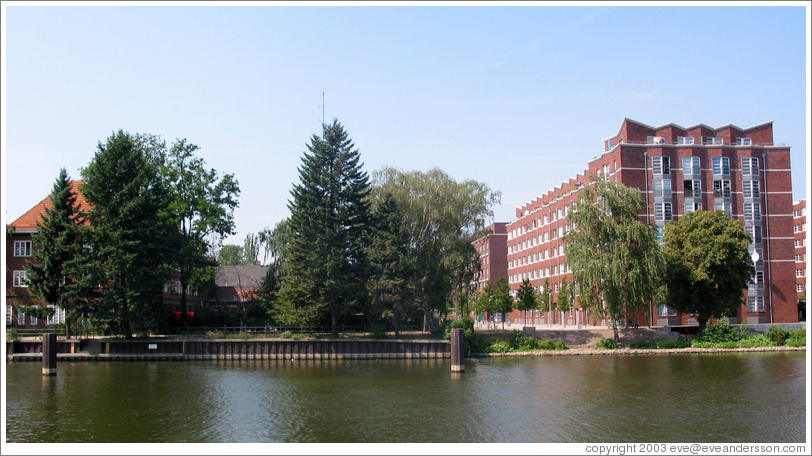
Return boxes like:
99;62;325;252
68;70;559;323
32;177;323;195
794;210;800;217
654;203;672;222
795;239;802;248
749;271;764;290
712;157;730;175
684;179;701;198
658;305;676;317
736;138;753;146
682;156;700;175
705;137;723;145
798;284;805;293
743;180;760;199
30;315;38;326
653;179;672;198
6;306;11;325
747;296;765;314
796;254;805;262
713;180;731;198
652;156;670;175
750;226;762;244
677;136;694;145
17;311;26;325
14;240;32;257
741;157;759;176
797;269;805;278
685;202;702;212
744;203;761;222
794;225;800;233
714;202;732;217
13;270;28;287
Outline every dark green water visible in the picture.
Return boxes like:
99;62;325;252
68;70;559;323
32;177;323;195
4;352;807;443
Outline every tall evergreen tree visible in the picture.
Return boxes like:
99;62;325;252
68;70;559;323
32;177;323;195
25;169;95;338
278;120;373;335
368;194;416;336
81;130;174;338
564;178;664;342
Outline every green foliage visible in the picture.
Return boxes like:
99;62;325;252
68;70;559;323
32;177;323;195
371;166;501;333
789;328;805;341
226;332;254;340
218;244;245;266
6;328;19;341
485;330;568;353
663;210;755;330
763;325;791;346
565;178;664;341
628;340;652;349
205;330;225;339
785;338;806;348
291;333;306;340
369;324;388;340
280;331;294;339
81;130;175;338
629;338;691;349
278;120;373;334
693;319;747;344
595;337;618;350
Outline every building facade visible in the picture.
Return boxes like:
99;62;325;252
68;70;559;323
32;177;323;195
793;199;807;318
502;118;798;327
472;223;508;292
5;181;202;329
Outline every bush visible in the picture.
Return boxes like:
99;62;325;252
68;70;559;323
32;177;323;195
695;319;747;344
280;331;294;339
226;332;254;340
653;337;691;349
291;333;306;340
206;330;225;339
483;331;568;353
369;324;388;340
764;325;791;346
595;338;618;350
785;338;806;347
629;340;652;349
6;328;19;340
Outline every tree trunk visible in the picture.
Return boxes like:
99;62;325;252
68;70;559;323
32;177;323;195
611;319;619;343
697;316;709;336
420;301;438;333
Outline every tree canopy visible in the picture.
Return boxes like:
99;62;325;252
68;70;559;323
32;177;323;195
277;120;373;335
371;167;501;332
564;178;663;341
662;210;755;332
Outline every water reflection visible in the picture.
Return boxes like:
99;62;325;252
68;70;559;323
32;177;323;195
5;353;806;443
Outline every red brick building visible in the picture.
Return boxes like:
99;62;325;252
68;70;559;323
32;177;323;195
472;223;508;292
502;119;798;327
5;181;202;329
794;199;807;317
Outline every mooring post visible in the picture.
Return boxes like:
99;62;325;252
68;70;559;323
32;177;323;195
42;333;57;376
451;328;465;372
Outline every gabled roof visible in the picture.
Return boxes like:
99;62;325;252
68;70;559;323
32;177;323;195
603;118;775;142
8;181;89;233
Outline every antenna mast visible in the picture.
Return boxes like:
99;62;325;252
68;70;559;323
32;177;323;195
319;88;327;125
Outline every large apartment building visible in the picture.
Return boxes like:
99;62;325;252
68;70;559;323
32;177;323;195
500;118;798;327
472;223;508;292
794;200;807;312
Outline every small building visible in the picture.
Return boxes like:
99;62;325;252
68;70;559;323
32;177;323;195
206;265;269;311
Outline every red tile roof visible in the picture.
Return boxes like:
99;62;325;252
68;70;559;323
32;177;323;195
8;181;89;233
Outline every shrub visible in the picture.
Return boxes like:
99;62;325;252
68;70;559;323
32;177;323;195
369;324;388;340
785;338;806;347
629;340;652;349
653;337;690;349
487;341;513;353
595;338;618;350
206;330;225;339
291;333;306;340
789;328;806;340
764;325;791;346
226;332;254;340
6;328;19;341
695;319;747;344
280;331;294;339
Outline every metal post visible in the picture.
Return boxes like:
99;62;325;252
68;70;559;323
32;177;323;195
450;328;465;372
42;333;57;376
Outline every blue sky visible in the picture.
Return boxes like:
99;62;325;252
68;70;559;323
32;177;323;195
2;3;809;246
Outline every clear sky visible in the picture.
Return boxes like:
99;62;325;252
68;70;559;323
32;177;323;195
2;3;809;246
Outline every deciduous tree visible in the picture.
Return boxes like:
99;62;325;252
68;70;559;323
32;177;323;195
663;210;755;333
516;279;538;327
564;178;663;342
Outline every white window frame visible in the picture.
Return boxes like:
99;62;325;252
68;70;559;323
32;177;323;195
797;284;805;293
749;271;764;290
47;306;66;325
736;138;753;146
653;179;672;199
741;157;759;176
6;306;12;325
713;180;731;198
714;202;732;218
652;156;670;175
685;202;702;213
747;296;765;313
744;203;761;222
18;311;26;325
14;240;32;257
677;136;695;145
654;202;673;222
13;270;28;287
743;180;760;199
705;137;723;145
712;157;730;175
684;179;701;198
658;305;676;317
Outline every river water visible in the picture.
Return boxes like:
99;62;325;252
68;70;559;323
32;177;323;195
4;352;807;443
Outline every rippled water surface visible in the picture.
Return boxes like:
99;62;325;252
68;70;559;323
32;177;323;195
5;352;806;443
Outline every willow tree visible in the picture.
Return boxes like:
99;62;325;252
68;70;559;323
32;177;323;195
371;167;501;333
564;178;663;342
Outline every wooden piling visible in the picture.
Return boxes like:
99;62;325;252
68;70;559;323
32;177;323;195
42;333;57;375
451;328;465;372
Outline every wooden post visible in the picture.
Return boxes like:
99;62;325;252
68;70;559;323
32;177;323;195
42;333;57;376
450;328;465;372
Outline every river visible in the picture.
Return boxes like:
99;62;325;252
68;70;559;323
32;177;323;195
4;352;807;443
